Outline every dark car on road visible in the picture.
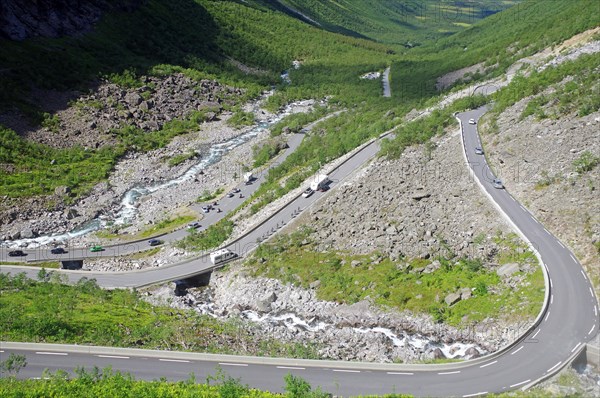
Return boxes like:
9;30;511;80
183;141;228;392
148;239;163;246
50;247;66;254
8;250;25;257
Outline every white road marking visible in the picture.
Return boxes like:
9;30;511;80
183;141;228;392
545;311;551;322
581;270;588;280
558;241;564;248
387;372;414;375
594;306;598;317
543;227;551;235
589;324;596;335
0;350;3;353
550;278;553;289
520;205;527;212
510;379;531;388
36;352;68;356
332;369;360;373
218;362;248;367
159;359;190;363
571;342;582;353
97;355;129;359
438;371;461;375
510;196;516;202
550;294;554;304
277;366;305;370
531;329;541;339
590;287;594;297
480;360;498;368
463;393;488;398
511;346;524;355
547;361;562;373
570;254;577;263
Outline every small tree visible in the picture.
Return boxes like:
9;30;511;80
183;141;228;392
0;353;27;376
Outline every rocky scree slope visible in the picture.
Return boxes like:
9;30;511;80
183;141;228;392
481;94;600;290
0;0;143;41
0;73;244;240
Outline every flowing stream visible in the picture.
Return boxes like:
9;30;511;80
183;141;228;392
5;98;310;249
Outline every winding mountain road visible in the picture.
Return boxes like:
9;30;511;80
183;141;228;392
1;107;598;396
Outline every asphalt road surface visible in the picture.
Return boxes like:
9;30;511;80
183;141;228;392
1;107;598;396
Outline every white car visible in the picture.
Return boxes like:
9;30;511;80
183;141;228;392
302;188;314;198
474;147;484;155
201;206;210;213
493;178;504;189
468;118;476;125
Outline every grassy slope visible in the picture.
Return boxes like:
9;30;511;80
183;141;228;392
262;0;520;45
391;0;600;102
0;0;395;199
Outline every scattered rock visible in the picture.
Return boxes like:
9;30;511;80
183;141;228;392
497;263;520;277
445;293;461;306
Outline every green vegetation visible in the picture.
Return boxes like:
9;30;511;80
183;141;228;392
197;188;224;202
177;220;235;252
248;228;543;326
266;0;515;45
0;261;60;269
228;108;256;128
168;151;197;167
573;150;600;174
252;137;287;168
0;272;319;359
139;215;196;238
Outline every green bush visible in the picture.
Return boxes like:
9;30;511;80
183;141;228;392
573;151;599;174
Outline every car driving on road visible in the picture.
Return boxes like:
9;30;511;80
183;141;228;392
90;245;104;252
468;118;476;125
8;250;25;257
493;178;504;189
50;247;66;254
148;239;163;246
302;188;314;198
187;222;201;229
474;147;484;155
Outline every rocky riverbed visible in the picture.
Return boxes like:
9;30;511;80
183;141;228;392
144;263;525;363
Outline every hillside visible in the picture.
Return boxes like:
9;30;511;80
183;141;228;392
259;0;519;46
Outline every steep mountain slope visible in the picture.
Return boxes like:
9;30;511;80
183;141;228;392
262;0;519;45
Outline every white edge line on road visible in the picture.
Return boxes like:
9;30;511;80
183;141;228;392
547;361;562;373
35;352;68;356
438;371;461;375
0;350;3;353
479;360;498;368
594;305;598;317
581;270;588;280
590;324;596;335
218;362;248;367
332;369;360;373
590;287;594;297
511;346;524;355
519;204;527;212
159;359;190;363
550;294;554;304
549;278;553;289
571;342;582;353
463;393;488;398
387;372;414;375
510;379;531;388
570;254;577;263
531;329;541;339
558;241;565;248
97;355;129;359
277;366;305;370
545;311;551;322
510;196;516;201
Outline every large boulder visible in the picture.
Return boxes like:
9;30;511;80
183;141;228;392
445;292;461;306
497;262;520;277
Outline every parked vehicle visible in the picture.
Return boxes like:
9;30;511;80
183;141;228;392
493;178;504;189
302;188;314;198
8;250;25;257
227;192;235;198
468;118;476;125
310;174;330;191
210;249;238;265
50;247;66;254
188;222;201;229
148;239;163;246
90;245;104;252
201;206;210;213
